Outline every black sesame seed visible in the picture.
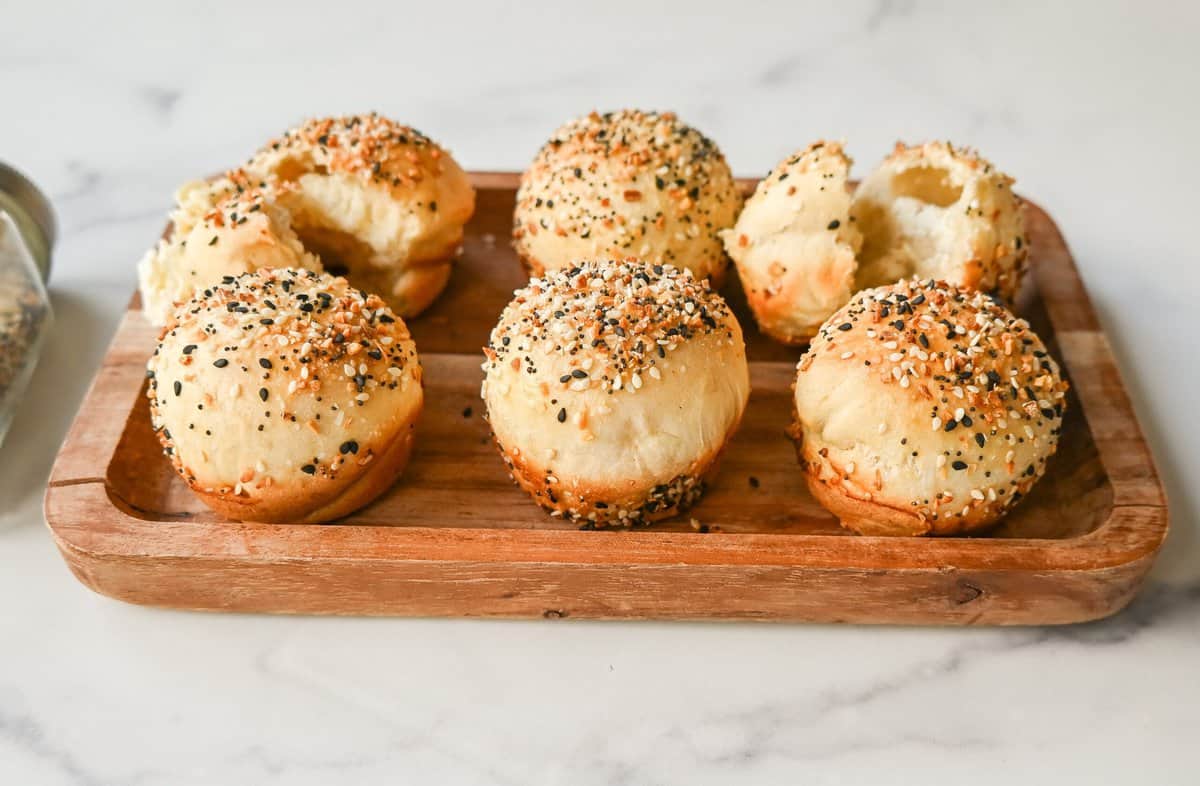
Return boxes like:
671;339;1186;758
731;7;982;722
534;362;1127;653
213;358;229;368
301;464;316;475
952;460;968;470
838;322;853;331
259;388;269;401
557;408;567;423
259;358;272;369
173;380;182;396
182;344;198;355
827;219;841;230
339;440;359;455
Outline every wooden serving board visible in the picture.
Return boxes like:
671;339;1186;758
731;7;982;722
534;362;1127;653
44;172;1168;624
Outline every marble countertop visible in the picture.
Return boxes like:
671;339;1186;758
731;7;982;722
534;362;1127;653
2;1;1197;783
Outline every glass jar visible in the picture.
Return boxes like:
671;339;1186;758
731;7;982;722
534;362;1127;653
0;163;55;446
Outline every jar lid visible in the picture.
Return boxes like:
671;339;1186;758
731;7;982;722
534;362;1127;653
0;161;56;282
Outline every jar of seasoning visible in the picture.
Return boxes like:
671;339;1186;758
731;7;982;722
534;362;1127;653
0;163;55;446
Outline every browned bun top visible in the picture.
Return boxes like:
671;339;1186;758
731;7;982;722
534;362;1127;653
254;112;451;191
482;258;750;525
794;277;1069;531
485;258;738;394
513;110;742;280
148;268;422;497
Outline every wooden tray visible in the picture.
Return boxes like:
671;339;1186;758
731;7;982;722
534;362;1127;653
44;172;1168;624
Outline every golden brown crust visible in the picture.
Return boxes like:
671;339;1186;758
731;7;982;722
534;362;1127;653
191;417;418;523
723;139;1028;348
137;169;324;326
140;114;475;326
147;268;424;523
481;259;750;526
804;472;931;536
791;277;1069;536
494;421;736;527
342;249;456;317
795;434;1006;536
251;113;459;197
758;322;813;347
722;141;863;344
513;110;741;282
244;113;475;318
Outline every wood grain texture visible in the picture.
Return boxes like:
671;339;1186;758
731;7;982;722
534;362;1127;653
43;173;1168;624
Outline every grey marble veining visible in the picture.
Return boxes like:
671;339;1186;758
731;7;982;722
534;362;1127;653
1;1;1198;783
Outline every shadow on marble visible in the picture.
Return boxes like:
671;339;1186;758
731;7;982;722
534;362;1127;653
1089;295;1196;585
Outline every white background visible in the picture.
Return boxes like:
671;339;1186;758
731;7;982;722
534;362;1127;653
2;1;1197;783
